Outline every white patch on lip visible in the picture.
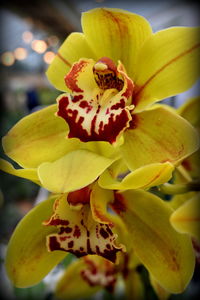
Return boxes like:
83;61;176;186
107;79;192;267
94;62;108;71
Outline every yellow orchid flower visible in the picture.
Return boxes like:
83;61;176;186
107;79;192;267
5;156;195;296
47;7;200;170
1;8;199;190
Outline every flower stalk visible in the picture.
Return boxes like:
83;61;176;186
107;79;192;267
159;180;200;195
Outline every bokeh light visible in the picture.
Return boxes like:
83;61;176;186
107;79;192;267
1;51;15;66
43;51;56;64
22;31;33;44
31;40;47;54
47;35;59;47
14;47;28;60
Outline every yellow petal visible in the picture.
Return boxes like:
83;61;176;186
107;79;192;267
55;257;100;300
90;183;128;251
98;162;174;190
182;150;200;179
0;159;40;184
80;140;120;160
178;96;200;128
5;196;66;288
38;150;115;194
46;32;97;91
2;104;80;168
107;158;129;178
178;97;200;178
45;193;123;263
121;106;199;170
169;192;196;210
150;275;171;300
133;27;200;112
90;183;114;224
111;190;195;293
170;193;200;241
82;8;152;78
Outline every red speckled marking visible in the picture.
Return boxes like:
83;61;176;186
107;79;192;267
59;227;72;234
45;218;69;227
49;236;61;251
45;196;124;263
57;57;134;144
72;95;83;103
79;100;93;113
100;228;109;239
65;60;87;93
73;225;81;238
58;96;131;143
68;241;74;248
111;99;125;110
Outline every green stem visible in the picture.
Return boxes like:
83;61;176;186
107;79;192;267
158;180;200;195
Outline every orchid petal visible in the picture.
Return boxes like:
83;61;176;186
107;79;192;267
134;27;200;112
45;194;123;263
111;190;195;293
90;183;114;224
178;96;200;128
90;183;129;254
98;162;174;190
107;158;129;178
80;140;121;160
82;8;152;78
2;105;80;168
46;33;97;91
150;275;170;300
38;150;115;194
170;193;200;241
121;106;199;170
169;192;195;210
55;257;100;300
0;159;40;184
178;97;200;179
5;196;66;288
181;150;200;179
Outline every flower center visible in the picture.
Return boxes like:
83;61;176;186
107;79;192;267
57;56;134;144
93;57;124;91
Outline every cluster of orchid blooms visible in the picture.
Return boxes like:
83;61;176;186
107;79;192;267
0;7;200;300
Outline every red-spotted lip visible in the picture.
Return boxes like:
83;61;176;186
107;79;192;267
56;57;134;144
44;194;124;263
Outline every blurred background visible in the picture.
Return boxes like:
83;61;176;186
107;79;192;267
0;0;200;299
